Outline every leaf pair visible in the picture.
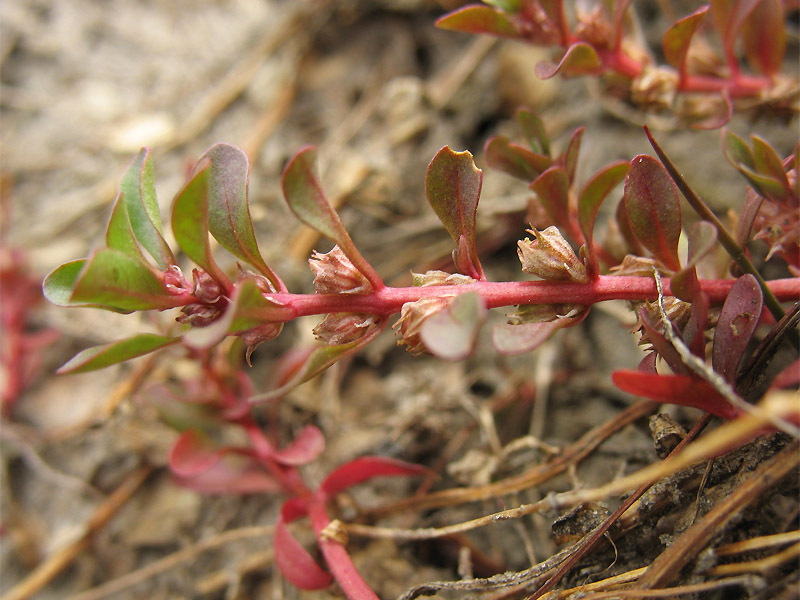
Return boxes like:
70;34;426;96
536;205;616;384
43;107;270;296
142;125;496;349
723;131;796;204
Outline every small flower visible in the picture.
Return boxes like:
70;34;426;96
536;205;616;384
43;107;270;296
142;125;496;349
191;268;222;304
517;226;588;282
393;296;453;356
164;265;191;295
309;246;371;295
313;313;378;345
177;303;222;328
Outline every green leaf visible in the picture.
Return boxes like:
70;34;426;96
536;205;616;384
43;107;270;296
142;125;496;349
43;259;88;307
738;165;789;202
516;108;550;156
662;6;709;72
106;197;147;262
69;248;179;312
419;292;486;360
722;129;755;171
483;0;521;11
249;321;386;404
203;144;284;291
578;161;629;277
534;43;602;80
171;163;232;292
118;148;175;269
530;166;570;227
623;155;682;271
484;136;551;181
425;146;484;279
57;333;179;374
751;136;790;191
435;5;519;38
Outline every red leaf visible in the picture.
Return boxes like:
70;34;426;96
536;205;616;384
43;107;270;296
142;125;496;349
269;425;326;466
484;136;551;181
712;274;763;385
535;43;602;80
623;155;682;271
168;430;221;477
740;0;785;76
320;456;427;499
172;456;282;494
274;499;333;590
612;370;740;419
530;166;570;227
662;6;709;75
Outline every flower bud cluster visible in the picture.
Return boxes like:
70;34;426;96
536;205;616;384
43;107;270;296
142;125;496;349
517;226;588;283
176;268;226;327
393;296;453;356
313;313;379;345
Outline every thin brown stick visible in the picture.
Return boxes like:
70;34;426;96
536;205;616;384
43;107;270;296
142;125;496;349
3;465;152;600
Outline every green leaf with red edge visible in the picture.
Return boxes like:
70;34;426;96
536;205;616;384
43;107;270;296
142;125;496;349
484;136;551;181
738;165;789;202
751;136;790;191
535;43;602;80
183;279;287;350
419;291;486;360
69;248;179;312
578;161;629;277
710;0;761;58
43;259;88;307
203;144;284;291
275;499;333;590
741;0;785;77
563;127;585;183
662;6;709;72
106;196;148;263
169;429;222;477
56;333;179;374
722;129;755;171
517;108;550;156
712;274;763;385
484;0;521;11
435;5;519;38
249;321;386;404
530;166;570;227
612;370;740;419
118;148;175;269
171;162;232;292
623;155;682;271
320;456;427;499
671;220;718;301
425;146;484;279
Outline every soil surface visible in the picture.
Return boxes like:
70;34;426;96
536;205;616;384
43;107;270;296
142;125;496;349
1;1;798;599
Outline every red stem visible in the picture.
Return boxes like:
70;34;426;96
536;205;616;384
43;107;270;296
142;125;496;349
259;276;799;321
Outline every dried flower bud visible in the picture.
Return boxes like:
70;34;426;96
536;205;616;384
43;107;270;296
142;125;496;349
393;296;452;356
238;322;284;363
518;226;588;283
177;303;222;328
609;255;663;277
313;313;378;345
411;270;475;287
192;268;222;304
631;67;678;111
633;296;692;349
164;265;190;295
309;245;371;295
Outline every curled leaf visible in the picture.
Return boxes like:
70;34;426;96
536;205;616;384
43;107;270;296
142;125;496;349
535;43;602;80
662;6;709;74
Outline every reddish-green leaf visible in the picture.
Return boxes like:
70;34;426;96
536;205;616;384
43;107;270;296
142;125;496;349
741;0;785;76
435;5;519;38
612;370;739;419
530;166;570;227
722;129;755;171
320;456;427;499
106;196;148;263
712;274;763;384
662;6;709;73
118;148;175;269
710;0;761;59
671;220;718;301
274;499;333;590
563;127;585;183
203;144;283;291
578;161;629;277
738;165;788;202
623;155;682;271
425;146;484;279
171;163;232;293
484;136;551;181
69;248;178;312
420;291;486;360
535;43;602;80
43;259;88;307
517;108;550;156
270;425;326;466
56;333;178;374
282;147;381;289
173;455;282;495
169;429;222;477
